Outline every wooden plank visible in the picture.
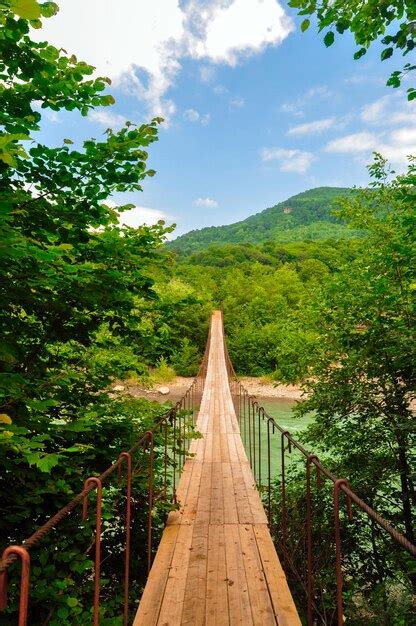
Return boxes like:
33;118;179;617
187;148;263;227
195;460;212;524
181;522;209;626
157;524;194;625
224;524;253;625
254;525;302;626
133;524;180;626
210;462;224;525
206;523;229;625
221;462;239;524
181;460;203;524
238;525;277;625
240;460;268;525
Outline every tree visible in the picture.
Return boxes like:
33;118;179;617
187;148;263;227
290;0;416;100
285;155;416;620
0;2;175;621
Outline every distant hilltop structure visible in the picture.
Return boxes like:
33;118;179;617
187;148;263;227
283;207;292;214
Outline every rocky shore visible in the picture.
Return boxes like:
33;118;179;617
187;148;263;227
117;375;304;403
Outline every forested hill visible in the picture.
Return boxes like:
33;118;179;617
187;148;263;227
169;187;355;254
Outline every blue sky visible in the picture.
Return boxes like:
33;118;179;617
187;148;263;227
34;0;416;237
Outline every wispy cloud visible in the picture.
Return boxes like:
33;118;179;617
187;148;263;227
199;65;216;83
89;110;127;127
325;127;416;165
325;132;377;154
360;93;416;126
194;197;218;208
261;147;315;173
287;117;336;136
229;95;245;108
280;85;332;117
183;108;211;125
213;84;245;108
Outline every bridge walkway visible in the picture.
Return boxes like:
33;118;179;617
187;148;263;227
134;311;300;625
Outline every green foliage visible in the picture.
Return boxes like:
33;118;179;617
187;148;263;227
168;237;357;379
1;397;176;624
0;2;180;622
273;155;416;622
170;338;201;377
289;0;416;100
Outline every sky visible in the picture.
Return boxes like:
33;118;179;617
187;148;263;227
33;0;416;238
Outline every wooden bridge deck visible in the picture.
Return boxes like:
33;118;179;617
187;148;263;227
134;311;301;625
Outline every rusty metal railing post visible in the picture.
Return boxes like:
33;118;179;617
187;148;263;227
172;411;177;503
333;478;353;626
252;400;257;480
146;431;155;574
306;454;320;626
82;477;102;626
118;452;132;626
258;406;263;487
267;417;273;523
163;421;168;498
280;431;291;564
0;546;30;626
247;392;253;468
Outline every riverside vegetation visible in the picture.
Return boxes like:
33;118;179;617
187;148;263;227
0;0;414;624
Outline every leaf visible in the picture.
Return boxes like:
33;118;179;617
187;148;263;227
323;31;335;47
353;47;367;60
301;19;310;32
381;47;393;61
35;453;61;473
11;0;41;19
40;2;58;18
67;597;78;608
0;414;12;425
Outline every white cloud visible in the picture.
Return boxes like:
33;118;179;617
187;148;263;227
229;95;245;108
89;110;127;127
194;197;218;208
325;128;416;165
34;0;184;121
287;117;336;136
183;109;210;125
212;84;245;108
379;127;416;163
184;108;200;123
325;132;378;154
361;93;416;126
280;85;332;117
261;147;315;173
199;65;216;83
189;0;293;65
118;206;172;228
34;0;292;121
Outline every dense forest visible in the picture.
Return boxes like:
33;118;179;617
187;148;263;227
0;0;414;624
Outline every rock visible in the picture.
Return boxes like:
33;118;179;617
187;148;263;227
113;384;125;392
158;386;170;395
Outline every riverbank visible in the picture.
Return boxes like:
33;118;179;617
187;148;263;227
117;375;304;404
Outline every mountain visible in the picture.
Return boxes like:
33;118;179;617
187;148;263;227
169;187;356;255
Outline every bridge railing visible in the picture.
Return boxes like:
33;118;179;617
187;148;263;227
221;315;416;626
0;327;212;626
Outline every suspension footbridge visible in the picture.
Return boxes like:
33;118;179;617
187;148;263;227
134;310;300;625
1;311;414;626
